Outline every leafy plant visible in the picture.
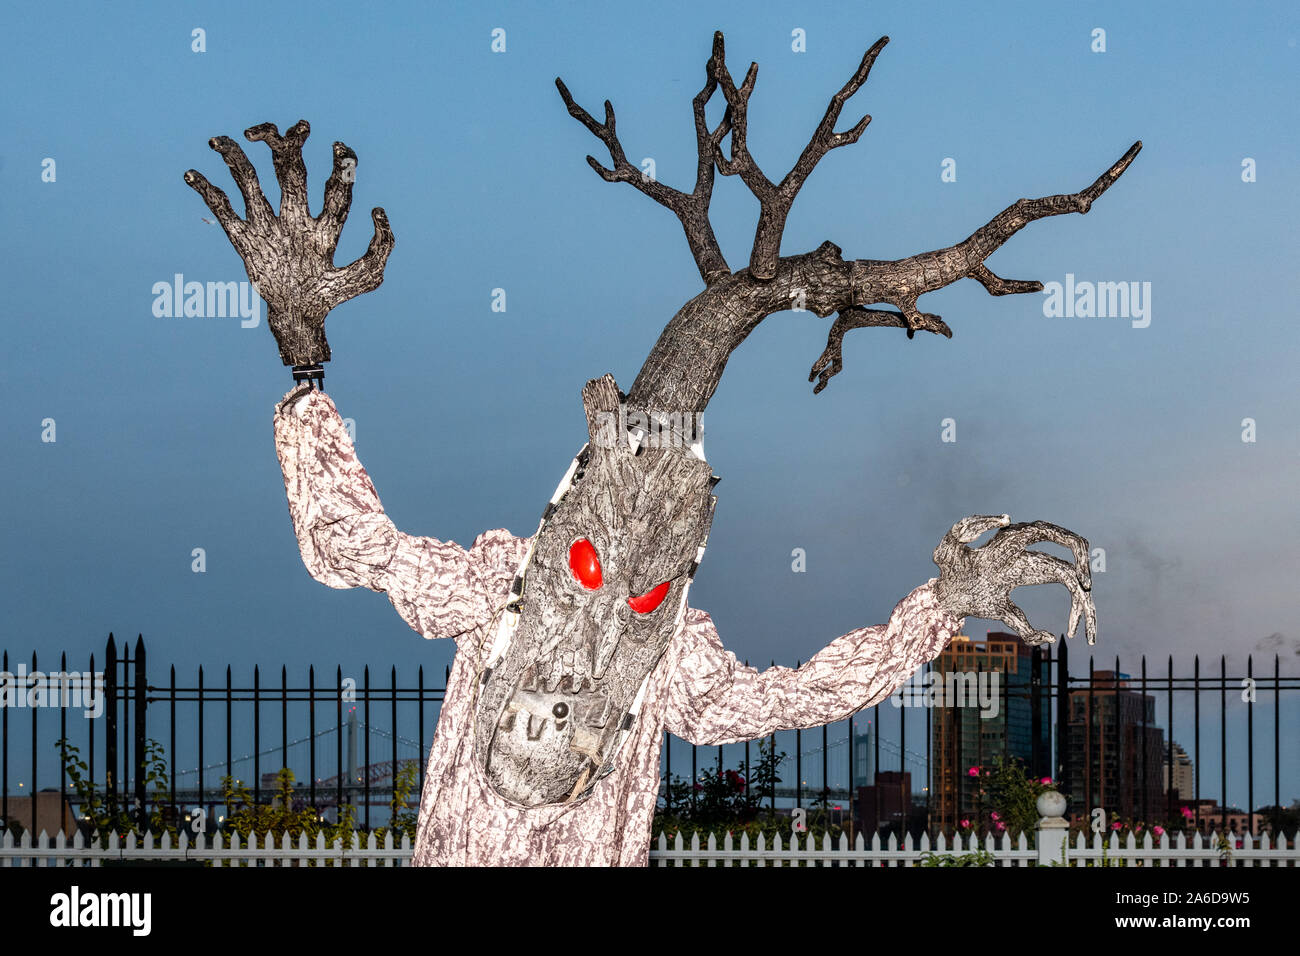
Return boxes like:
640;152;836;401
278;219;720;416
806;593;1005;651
655;741;855;847
968;755;1055;839
220;769;322;842
920;849;995;867
368;761;420;845
658;739;785;823
58;736;176;846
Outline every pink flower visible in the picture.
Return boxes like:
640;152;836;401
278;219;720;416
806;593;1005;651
959;818;970;828
1040;777;1052;785
1180;806;1194;819
967;767;980;777
995;821;1006;831
1111;822;1122;831
1153;826;1165;837
990;811;1000;820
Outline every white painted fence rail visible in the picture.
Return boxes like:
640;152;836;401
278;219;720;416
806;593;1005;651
0;829;413;867
652;830;1032;866
649;829;1299;867
1;827;1294;867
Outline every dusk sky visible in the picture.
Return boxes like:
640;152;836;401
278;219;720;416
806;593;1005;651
2;1;1296;803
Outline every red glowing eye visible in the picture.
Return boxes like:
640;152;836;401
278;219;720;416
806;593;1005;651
568;538;602;590
627;581;670;614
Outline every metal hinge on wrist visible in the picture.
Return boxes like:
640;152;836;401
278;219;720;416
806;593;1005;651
291;364;325;390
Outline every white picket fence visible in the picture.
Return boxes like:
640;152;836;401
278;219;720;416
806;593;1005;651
650;828;1300;867
0;829;413;867
652;830;1033;866
1;827;1295;867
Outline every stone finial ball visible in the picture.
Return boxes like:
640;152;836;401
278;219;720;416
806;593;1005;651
1037;790;1067;818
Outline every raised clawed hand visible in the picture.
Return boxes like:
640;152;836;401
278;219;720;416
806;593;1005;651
933;514;1097;646
184;120;395;367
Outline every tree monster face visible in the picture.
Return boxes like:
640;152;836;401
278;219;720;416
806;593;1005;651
473;375;716;806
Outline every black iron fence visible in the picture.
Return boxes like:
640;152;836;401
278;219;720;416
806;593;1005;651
1;635;1296;839
0;636;448;837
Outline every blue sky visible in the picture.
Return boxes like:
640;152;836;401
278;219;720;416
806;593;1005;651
1;1;1296;805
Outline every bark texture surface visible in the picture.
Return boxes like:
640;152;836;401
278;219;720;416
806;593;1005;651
557;32;1140;413
473;375;718;806
273;386;964;864
185;120;394;365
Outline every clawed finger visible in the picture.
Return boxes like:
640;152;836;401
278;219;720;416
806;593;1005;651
324;207;396;305
245;120;312;223
319;142;359;251
368;207;395;260
955;514;1011;545
1000;520;1091;575
808;348;841;393
1064;577;1098;645
244;121;285;148
209;135;273;223
182;169;244;241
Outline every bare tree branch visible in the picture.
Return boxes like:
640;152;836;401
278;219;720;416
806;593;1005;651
552;33;1143;413
712;32;888;280
628;141;1141;411
804;140;1143;384
556;35;733;285
809;306;951;394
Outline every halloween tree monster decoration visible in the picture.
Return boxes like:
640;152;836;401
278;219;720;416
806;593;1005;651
185;32;1130;864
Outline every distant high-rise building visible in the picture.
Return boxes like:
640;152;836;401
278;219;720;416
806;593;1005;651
852;726;875;790
1163;741;1194;802
857;770;911;836
1064;671;1165;823
929;633;1050;832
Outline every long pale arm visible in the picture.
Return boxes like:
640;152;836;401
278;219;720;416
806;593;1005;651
664;580;963;745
